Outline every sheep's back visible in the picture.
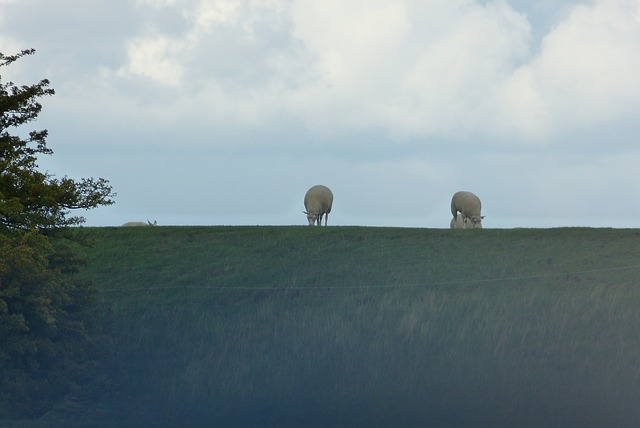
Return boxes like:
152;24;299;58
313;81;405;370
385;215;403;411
304;185;334;213
451;191;481;216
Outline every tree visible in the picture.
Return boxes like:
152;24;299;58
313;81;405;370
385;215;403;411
0;49;115;419
0;49;114;231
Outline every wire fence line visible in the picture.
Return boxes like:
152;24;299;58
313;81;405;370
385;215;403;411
96;263;640;294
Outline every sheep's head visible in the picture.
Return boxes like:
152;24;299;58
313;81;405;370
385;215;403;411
303;211;321;226
464;216;484;229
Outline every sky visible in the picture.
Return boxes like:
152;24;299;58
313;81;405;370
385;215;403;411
1;0;639;228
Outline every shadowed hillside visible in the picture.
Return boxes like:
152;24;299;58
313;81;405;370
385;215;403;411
24;227;640;427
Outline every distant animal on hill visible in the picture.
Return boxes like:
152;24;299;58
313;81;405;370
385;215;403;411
303;185;334;226
451;191;484;229
122;220;157;227
450;213;464;229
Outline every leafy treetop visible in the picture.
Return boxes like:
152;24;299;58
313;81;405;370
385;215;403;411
0;49;115;231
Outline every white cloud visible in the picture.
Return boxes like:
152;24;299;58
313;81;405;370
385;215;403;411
187;0;241;32
291;0;410;87
0;36;21;58
118;0;291;88
0;1;21;53
284;0;640;147
135;0;181;7
495;0;640;143
39;0;640;150
119;35;186;86
285;0;533;142
95;0;640;151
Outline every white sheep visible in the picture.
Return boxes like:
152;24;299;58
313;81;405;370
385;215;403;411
122;219;157;227
450;213;464;229
303;185;334;226
451;191;484;229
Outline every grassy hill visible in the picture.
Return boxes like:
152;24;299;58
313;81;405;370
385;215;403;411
54;227;640;426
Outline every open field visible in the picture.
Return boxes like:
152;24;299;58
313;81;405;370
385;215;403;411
11;226;640;427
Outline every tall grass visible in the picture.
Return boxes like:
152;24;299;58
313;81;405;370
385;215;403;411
69;227;640;427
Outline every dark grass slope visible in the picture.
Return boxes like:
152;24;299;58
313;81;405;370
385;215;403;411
81;226;640;298
61;227;640;427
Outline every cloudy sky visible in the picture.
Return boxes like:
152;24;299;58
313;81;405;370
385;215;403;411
1;0;639;228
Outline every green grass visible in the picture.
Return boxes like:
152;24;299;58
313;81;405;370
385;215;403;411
52;226;640;427
79;226;640;296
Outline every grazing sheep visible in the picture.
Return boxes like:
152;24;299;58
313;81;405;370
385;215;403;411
451;191;484;229
450;213;464;229
122;219;157;227
303;185;333;226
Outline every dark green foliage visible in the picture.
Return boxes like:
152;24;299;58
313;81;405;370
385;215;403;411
71;226;640;427
0;50;114;231
0;50;115;419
